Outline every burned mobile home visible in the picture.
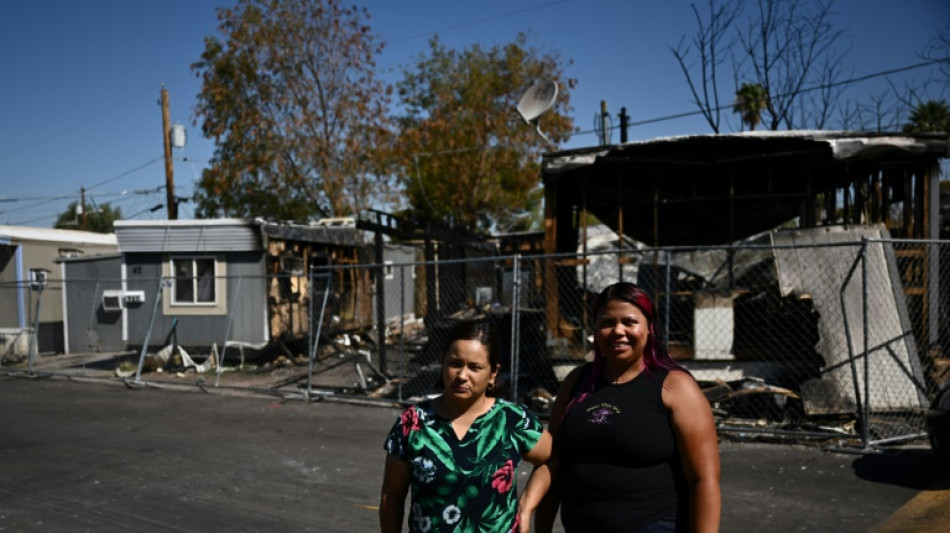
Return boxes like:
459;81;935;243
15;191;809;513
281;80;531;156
539;131;948;440
60;218;395;363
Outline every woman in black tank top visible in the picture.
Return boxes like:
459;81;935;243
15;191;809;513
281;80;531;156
518;282;721;533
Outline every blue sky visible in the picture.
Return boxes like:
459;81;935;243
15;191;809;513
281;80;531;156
1;0;947;227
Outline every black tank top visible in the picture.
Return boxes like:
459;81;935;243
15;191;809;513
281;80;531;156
557;365;688;532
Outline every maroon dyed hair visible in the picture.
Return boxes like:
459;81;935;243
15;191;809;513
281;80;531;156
562;282;686;418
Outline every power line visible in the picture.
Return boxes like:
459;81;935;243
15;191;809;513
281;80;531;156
85;157;164;191
5;186;167;226
0;158;163;203
579;58;950;138
0;188;161;204
1;184;166;225
124;203;167;220
395;58;947;159
0;193;81;204
0;84;161;161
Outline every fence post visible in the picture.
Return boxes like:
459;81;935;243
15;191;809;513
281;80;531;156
928;240;940;354
664;248;672;348
307;271;332;399
840;241;869;449
375;223;388;376
308;267;314;383
27;283;45;374
135;277;168;383
861;237;871;449
215;275;242;388
510;254;521;403
399;264;406;403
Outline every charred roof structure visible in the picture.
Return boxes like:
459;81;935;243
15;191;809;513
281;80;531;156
539;131;947;339
541;131;947;249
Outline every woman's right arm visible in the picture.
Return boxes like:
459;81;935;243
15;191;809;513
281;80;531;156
519;364;585;532
519;454;559;533
379;453;410;533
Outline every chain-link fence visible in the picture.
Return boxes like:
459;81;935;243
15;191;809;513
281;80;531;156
4;238;948;450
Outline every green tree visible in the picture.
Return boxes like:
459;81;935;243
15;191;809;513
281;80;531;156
54;202;122;233
394;34;575;233
191;0;394;222
733;82;769;130
903;99;950;134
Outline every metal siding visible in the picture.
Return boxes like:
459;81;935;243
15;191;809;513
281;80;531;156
16;242;66;353
19;242;67;324
123;252;266;348
212;252;266;345
378;245;419;322
0;246;18;328
115;223;262;253
172;313;231;347
63;256;124;353
122;253;165;347
772;226;925;413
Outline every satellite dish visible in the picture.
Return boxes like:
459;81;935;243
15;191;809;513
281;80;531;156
516;79;558;147
516;79;558;123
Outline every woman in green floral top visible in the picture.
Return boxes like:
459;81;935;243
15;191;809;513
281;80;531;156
380;320;552;532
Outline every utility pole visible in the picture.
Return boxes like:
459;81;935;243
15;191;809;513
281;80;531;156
619;106;629;143
161;85;177;220
599;100;610;146
80;187;87;230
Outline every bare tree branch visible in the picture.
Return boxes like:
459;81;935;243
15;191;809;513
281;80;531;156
670;0;742;133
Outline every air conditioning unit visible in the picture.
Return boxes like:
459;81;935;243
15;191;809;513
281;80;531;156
122;291;145;304
29;268;50;290
102;290;123;313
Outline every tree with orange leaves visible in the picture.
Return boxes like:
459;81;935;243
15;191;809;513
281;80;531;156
192;0;395;222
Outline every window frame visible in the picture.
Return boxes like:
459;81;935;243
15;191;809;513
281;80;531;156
170;255;218;306
162;254;228;317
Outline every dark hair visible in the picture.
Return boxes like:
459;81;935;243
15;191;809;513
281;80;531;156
563;282;686;418
442;319;501;368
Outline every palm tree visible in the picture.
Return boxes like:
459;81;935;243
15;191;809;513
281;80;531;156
733;83;769;131
903;100;950;134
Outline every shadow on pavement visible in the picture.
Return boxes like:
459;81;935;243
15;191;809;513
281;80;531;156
852;448;950;490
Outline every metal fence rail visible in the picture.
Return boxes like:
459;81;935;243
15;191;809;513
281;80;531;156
4;237;947;451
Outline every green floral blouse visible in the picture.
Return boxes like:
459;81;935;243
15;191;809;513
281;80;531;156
384;398;543;532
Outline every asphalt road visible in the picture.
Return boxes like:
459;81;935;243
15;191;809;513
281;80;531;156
0;374;947;532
